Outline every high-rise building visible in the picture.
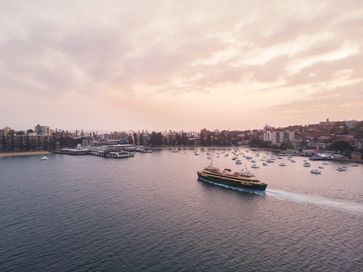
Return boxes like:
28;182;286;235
34;124;50;135
120;132;129;144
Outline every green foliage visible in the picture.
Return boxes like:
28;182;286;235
329;140;353;152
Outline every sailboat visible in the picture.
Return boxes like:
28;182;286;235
310;163;321;174
310;169;321;174
336;166;347;172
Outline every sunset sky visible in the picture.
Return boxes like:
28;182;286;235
1;0;362;131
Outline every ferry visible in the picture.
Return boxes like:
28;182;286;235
197;164;267;191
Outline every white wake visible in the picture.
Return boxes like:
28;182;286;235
267;189;363;214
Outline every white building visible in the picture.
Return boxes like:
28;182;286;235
34;124;50;135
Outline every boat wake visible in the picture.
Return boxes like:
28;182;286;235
267;189;363;214
200;178;363;214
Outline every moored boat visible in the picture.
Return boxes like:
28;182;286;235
310;169;321;175
197;164;267;191
336;166;347;172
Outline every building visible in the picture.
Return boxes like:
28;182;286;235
120;132;129;144
263;131;271;142
34;124;50;135
344;120;359;129
263;130;296;146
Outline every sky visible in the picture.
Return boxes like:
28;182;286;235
1;0;363;131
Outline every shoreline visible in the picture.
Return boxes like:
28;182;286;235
0;151;51;158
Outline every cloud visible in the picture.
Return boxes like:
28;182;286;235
0;0;362;130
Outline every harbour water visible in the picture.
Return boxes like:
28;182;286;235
1;149;362;272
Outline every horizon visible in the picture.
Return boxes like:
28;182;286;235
1;1;363;131
2;118;361;133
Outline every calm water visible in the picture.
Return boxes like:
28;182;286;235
1;149;363;272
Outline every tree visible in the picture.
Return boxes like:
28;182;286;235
249;138;270;148
329;140;353;152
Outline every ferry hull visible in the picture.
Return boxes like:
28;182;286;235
197;172;267;191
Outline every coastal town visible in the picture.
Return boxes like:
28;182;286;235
1;119;362;162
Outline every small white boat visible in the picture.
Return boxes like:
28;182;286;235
310;169;321;175
288;158;296;162
303;162;311;167
41;156;48;160
336;166;347;172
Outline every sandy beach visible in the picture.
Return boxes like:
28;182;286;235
0;151;51;158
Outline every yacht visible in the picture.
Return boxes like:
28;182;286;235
310;169;321;174
41;156;48;160
336;166;347;172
